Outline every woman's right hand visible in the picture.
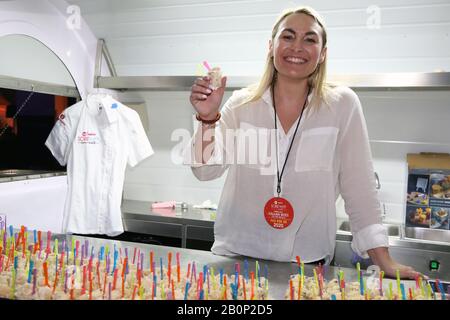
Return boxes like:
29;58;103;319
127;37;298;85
190;76;227;120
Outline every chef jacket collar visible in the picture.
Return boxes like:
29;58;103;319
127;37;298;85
86;93;118;124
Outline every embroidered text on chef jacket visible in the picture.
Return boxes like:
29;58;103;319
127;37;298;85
46;93;154;236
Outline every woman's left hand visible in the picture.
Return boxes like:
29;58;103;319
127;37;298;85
367;247;428;280
379;259;426;280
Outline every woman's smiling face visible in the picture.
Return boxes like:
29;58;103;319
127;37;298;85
270;13;327;82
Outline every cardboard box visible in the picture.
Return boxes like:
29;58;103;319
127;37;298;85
405;153;450;230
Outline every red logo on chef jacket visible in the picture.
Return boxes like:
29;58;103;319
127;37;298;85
77;131;98;144
58;113;66;125
264;197;294;229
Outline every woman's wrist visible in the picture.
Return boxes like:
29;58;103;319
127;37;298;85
196;112;221;124
367;247;391;267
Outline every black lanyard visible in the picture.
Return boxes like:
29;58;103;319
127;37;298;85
271;83;311;197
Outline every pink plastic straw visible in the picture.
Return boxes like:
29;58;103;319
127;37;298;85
203;61;212;71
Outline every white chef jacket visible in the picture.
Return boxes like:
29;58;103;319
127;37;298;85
184;86;388;263
46;93;154;236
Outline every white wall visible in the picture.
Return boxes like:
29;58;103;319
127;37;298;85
68;0;450;74
68;0;450;223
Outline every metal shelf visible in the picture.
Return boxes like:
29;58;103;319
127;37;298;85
94;40;450;92
370;140;450;147
95;72;450;92
0;75;80;98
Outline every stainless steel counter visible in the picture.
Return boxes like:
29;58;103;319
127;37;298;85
122;200;215;247
0;169;66;183
122;200;450;281
63;233;420;300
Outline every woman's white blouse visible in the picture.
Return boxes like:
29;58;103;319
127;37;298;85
183;85;388;263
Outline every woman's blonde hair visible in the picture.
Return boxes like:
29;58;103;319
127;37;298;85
243;6;334;108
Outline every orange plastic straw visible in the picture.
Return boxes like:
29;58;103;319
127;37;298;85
16;226;24;247
43;262;49;286
197;272;203;297
37;231;41;251
112;269;118;291
243;277;247;300
289;279;293;300
52;271;59;294
176;253;180;282
59;252;65;270
82;266;86;294
22;237;26;258
96;262;101;290
168;252;172;283
137;269;141;287
171;280;175;300
89;275;93;300
150;251;154;274
132;284;137;300
151;281;155;300
103;271;107;294
121;276;125;298
223;275;227;300
122;257;128;278
187;263;191;278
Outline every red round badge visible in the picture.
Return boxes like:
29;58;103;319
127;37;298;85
264;197;294;229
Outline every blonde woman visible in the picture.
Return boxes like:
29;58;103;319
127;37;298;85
188;6;420;279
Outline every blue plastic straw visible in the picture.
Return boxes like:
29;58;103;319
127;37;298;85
359;270;364;296
204;265;208;280
184;282;190;300
160;257;163;280
400;283;406;300
9;225;13;237
331;294;337;300
230;283;236;300
438;282;446;300
112;250;118;274
244;260;249;281
28;260;34;283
